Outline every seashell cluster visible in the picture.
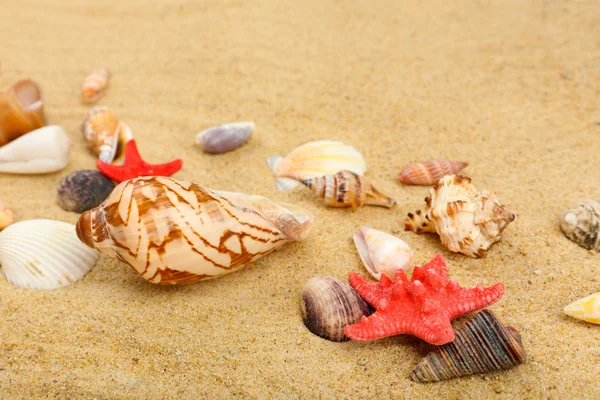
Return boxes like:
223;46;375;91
301;170;396;209
410;310;526;383
81;106;132;164
267;140;366;190
0;201;14;231
0;219;100;290
559;199;600;252
564;292;600;324
57;170;116;213
0;125;71;174
75;176;314;285
81;67;110;104
196;121;254;154
398;160;468;186
405;175;515;258
352;227;413;280
0;79;45;146
300;276;373;342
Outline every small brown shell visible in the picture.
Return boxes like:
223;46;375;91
559;199;600;252
0;201;15;231
301;170;396;209
398;160;468;186
0;79;45;146
57;170;116;213
81;106;132;164
300;276;373;342
81;67;110;104
410;309;525;383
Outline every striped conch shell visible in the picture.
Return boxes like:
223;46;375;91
81;67;110;104
398;160;468;186
405;175;515;258
559;199;600;252
266;140;366;191
75;176;314;285
352;227;413;280
301;170;395;209
0;79;45;146
564;292;600;324
81;106;133;164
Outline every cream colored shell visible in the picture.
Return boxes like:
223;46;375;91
564;292;600;324
352;226;413;280
559;199;600;252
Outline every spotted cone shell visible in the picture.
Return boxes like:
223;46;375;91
559;199;600;252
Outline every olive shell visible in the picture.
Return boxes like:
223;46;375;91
57;170;116;213
196;121;254;154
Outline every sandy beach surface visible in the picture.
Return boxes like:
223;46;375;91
1;0;600;398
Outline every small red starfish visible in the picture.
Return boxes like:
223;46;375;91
343;254;505;345
97;139;183;183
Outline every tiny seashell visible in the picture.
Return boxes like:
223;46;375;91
352;226;413;280
398;160;468;186
410;309;526;383
196;121;254;154
0;219;100;290
0;201;14;231
300;276;374;342
57;170;116;213
564;292;600;324
81;67;110;104
267;140;366;191
301;170;396;209
0;79;45;146
80;106;133;164
0;125;71;174
559;199;600;252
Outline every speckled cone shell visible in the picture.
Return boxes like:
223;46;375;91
405;175;515;258
0;79;45;146
75;176;314;285
559;199;600;252
564;292;600;324
410;310;525;383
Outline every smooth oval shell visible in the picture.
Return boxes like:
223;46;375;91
0;79;45;146
0;219;100;290
564;292;600;324
57;170;116;213
410;309;525;383
267;140;366;190
196;121;254;154
398;160;468;186
353;226;413;280
81;68;110;104
300;276;373;342
75;176;314;285
559;199;600;252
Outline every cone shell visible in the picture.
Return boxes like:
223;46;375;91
352;227;413;280
0;79;45;146
81;106;132;164
81;67;110;104
559;199;600;252
564;292;600;324
405;175;515;258
0;201;14;231
0;219;100;290
410;310;525;383
196;121;254;154
398;160;468;186
57;170;116;213
300;276;374;342
75;176;314;285
266;140;366;190
301;170;395;209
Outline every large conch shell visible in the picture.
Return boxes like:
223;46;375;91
0;125;71;174
0;79;45;146
559;199;600;252
76;176;314;284
352;227;413;280
81;106;133;164
405;175;515;258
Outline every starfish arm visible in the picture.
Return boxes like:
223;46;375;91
140;158;183;177
413;313;456;345
348;272;389;308
422;254;447;282
97;159;133;183
449;282;505;319
344;312;408;341
123;139;142;165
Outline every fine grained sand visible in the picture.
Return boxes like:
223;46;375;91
1;0;600;398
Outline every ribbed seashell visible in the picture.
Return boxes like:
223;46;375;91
0;125;71;174
0;201;14;231
300;276;374;342
57;170;116;213
398;160;468;186
301;170;395;209
80;106;133;164
75;176;314;285
353;227;413;280
564;292;600;324
0;219;100;290
410;309;525;383
405;175;515;258
267;140;366;191
196;121;254;154
559;199;600;252
81;67;110;104
0;79;45;146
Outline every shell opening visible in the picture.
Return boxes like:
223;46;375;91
76;210;95;249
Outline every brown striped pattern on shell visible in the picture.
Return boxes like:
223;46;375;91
81;68;110;104
398;160;468;186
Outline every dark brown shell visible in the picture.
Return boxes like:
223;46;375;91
57;170;116;213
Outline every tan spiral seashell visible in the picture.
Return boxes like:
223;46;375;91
81;106;132;164
405;175;515;258
301;170;396;209
0;79;45;146
398;160;468;186
559;199;600;252
75;176;314;285
81;67;110;104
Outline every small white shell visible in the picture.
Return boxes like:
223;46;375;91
195;121;254;154
353;226;414;280
0;219;100;290
0;125;71;174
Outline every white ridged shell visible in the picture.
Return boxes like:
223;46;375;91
0;219;100;290
353;226;413;280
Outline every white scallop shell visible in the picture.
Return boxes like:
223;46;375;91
0;219;100;290
353;226;414;280
0;125;71;174
266;140;366;190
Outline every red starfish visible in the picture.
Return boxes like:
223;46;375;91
343;254;505;345
97;139;183;183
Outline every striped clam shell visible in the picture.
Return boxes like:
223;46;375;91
75;176;314;285
57;170;116;213
81;67;110;104
559;199;600;252
398;160;468;186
